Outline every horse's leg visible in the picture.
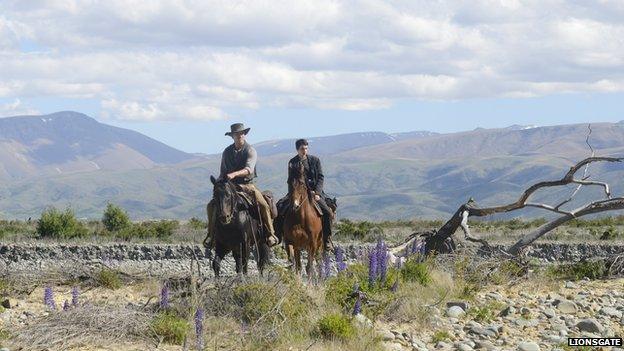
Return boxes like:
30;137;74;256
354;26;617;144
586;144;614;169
233;243;243;275
212;244;227;278
294;249;302;275
286;243;296;272
306;244;316;281
242;242;249;275
257;243;269;276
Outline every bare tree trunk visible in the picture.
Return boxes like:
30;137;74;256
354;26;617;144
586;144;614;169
396;155;624;257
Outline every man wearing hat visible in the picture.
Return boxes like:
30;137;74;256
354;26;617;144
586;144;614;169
206;123;279;248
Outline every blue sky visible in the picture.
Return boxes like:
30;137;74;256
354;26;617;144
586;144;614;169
1;1;624;154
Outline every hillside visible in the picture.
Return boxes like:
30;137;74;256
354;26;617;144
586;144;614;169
1;114;624;220
0;111;196;180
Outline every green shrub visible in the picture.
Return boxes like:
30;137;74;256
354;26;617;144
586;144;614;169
233;279;309;328
325;263;400;319
102;203;131;232
467;306;495;323
600;226;619;240
188;217;207;230
548;261;607;281
0;278;9;295
400;258;431;286
431;330;452;343
116;220;179;240
335;219;382;241
36;207;88;239
152;220;179;238
94;269;122;289
151;311;189;345
317;313;355;340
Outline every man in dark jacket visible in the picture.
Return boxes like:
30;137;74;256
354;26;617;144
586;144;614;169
284;138;334;251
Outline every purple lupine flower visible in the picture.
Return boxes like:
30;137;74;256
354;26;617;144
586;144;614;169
63;300;70;311
376;239;388;283
368;249;378;286
322;252;332;279
194;308;204;350
160;282;169;309
352;293;362;316
335;247;347;272
44;286;56;310
71;286;79;307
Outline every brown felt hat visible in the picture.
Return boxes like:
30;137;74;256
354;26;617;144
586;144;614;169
225;123;250;136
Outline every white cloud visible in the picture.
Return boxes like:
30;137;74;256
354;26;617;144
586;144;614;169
0;98;40;117
1;1;624;121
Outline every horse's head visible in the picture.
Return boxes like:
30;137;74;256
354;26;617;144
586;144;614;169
290;161;309;211
211;175;236;225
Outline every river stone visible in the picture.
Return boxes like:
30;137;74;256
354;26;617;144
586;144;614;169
474;340;497;350
447;301;470;311
556;300;577;314
600;307;623;319
515;318;539;327
457;343;474;351
380;329;395;341
517;342;540;351
435;341;451;349
499;306;515;317
447;306;466;318
576;318;604;334
543;308;556;319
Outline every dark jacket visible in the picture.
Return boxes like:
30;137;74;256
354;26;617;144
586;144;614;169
287;154;324;195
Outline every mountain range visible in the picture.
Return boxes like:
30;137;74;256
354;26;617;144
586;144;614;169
1;111;624;220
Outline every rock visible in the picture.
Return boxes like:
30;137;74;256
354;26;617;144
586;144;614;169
448;306;466;318
435;341;451;349
353;313;373;329
576;319;604;334
543;334;562;343
520;307;531;316
499;306;515;317
517;342;540;351
447;301;470;311
1;298;17;309
474;340;496;350
564;281;577;289
600;307;623;319
555;300;577;314
457;343;474;351
515;318;539;327
542;308;556;319
380;329;395;341
486;292;503;301
383;342;404;351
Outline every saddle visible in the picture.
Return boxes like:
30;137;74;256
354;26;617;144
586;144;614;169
235;189;278;219
276;196;324;217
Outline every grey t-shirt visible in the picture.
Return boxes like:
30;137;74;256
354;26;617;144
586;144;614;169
219;142;257;184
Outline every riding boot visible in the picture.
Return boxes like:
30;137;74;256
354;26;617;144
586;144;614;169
322;214;334;252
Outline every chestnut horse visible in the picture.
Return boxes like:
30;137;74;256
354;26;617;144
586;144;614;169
283;162;323;278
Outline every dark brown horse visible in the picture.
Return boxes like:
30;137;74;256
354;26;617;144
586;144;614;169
282;163;323;278
207;176;269;276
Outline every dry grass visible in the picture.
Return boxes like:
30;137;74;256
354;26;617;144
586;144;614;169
8;305;155;351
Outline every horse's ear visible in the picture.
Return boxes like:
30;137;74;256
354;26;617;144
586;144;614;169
210;175;217;185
